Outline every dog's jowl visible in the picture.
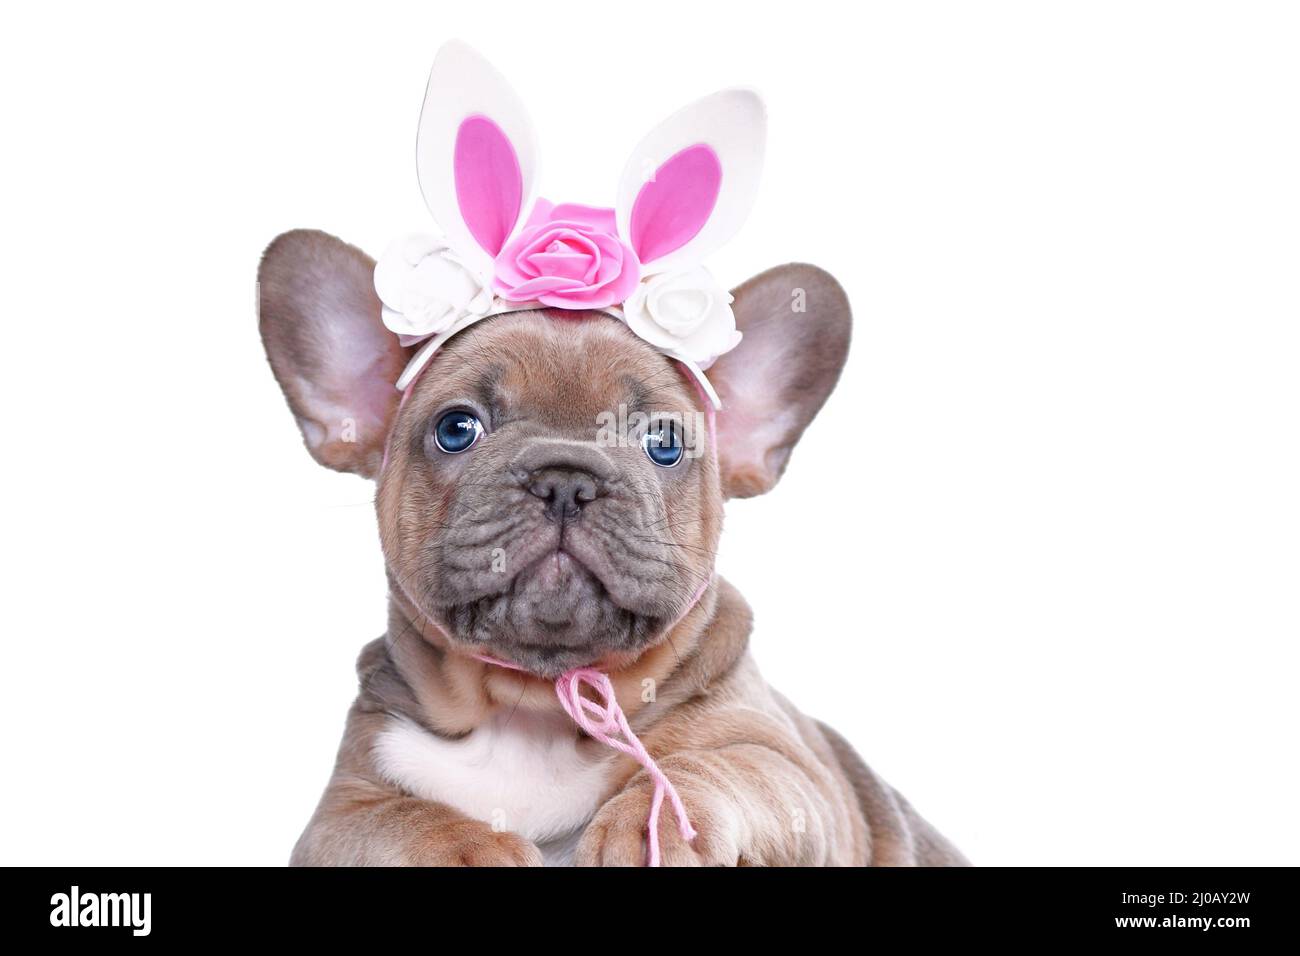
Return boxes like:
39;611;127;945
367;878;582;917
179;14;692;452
257;41;966;867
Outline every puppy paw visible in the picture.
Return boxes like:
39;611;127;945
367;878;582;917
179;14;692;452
412;819;543;867
575;777;739;867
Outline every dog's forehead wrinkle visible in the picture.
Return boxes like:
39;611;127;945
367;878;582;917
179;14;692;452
621;375;657;413
409;311;698;427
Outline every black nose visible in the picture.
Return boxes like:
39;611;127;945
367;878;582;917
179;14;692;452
527;468;600;522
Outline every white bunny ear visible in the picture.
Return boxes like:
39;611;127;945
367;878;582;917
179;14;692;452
615;89;765;276
416;41;539;278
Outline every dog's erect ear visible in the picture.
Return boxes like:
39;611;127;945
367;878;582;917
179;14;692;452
257;230;411;478
708;264;851;498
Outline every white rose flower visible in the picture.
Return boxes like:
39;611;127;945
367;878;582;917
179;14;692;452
622;267;742;367
374;234;493;340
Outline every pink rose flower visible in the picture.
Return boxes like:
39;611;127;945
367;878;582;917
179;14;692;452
493;200;641;309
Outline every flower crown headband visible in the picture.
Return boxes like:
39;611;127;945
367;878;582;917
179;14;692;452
375;41;766;409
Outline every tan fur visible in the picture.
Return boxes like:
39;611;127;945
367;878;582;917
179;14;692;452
263;231;967;866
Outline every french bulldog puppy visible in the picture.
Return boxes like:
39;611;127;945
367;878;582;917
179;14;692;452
259;228;967;866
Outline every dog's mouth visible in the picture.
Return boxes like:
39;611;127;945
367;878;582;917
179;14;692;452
440;546;664;677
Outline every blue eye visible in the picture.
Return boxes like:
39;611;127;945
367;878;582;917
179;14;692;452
642;421;684;468
433;410;484;454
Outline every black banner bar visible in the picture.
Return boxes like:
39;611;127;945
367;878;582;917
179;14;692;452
5;866;1291;944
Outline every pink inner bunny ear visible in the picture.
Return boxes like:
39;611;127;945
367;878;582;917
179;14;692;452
454;114;523;256
629;144;722;265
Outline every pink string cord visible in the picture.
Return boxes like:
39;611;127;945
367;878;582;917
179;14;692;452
556;668;697;866
475;654;697;866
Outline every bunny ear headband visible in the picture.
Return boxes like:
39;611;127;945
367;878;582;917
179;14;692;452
375;41;767;409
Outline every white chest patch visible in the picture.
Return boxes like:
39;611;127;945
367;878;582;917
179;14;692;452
373;711;612;851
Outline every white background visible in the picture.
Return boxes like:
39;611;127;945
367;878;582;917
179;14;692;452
2;1;1296;866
